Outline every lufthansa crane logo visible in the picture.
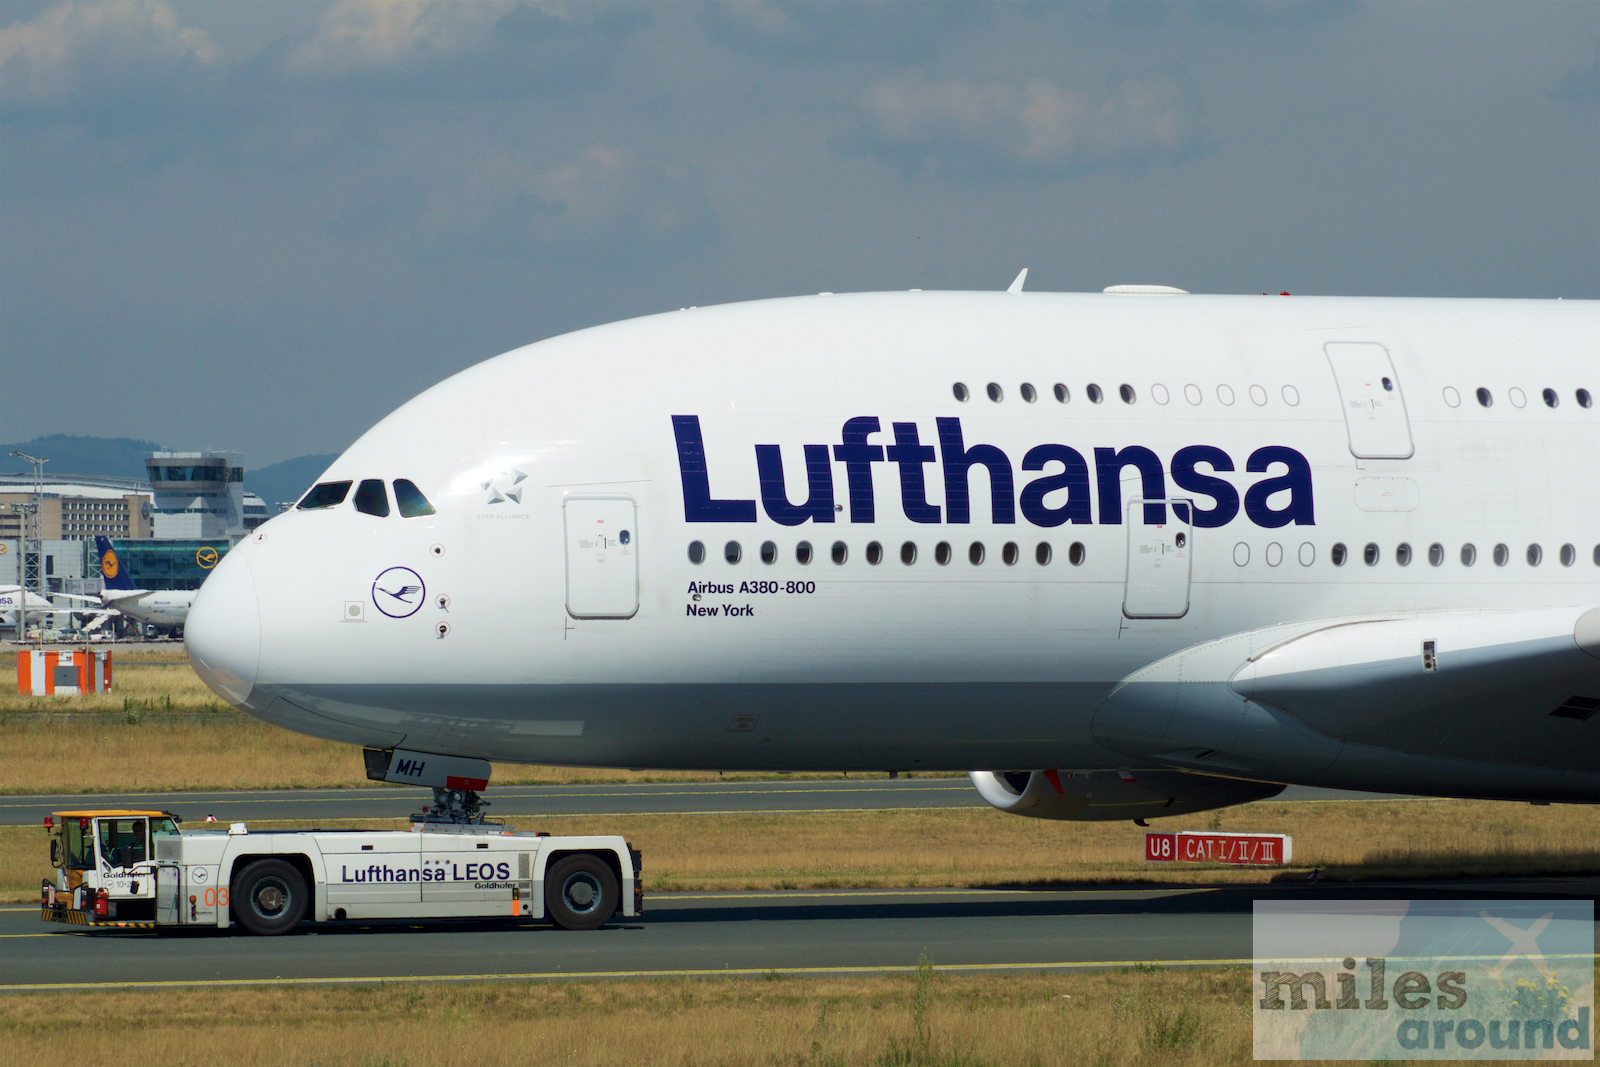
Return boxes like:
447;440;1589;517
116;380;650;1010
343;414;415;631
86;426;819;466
372;566;426;619
196;547;219;569
101;548;118;577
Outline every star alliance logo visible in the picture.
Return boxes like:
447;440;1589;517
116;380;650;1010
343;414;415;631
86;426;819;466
482;469;527;505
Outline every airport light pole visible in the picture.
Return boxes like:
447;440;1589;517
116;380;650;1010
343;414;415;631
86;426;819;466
9;451;48;642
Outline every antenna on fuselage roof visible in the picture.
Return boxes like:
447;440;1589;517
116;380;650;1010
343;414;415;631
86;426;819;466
1007;268;1028;294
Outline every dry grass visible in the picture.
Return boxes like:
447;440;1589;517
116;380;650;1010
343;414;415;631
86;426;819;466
0;650;884;793
6;799;1595;903
0;966;1265;1067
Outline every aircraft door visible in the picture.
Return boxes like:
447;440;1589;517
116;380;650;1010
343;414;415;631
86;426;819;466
564;495;639;619
1325;342;1414;459
1123;498;1192;619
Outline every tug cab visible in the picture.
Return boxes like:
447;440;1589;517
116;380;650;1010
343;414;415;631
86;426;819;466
42;810;181;927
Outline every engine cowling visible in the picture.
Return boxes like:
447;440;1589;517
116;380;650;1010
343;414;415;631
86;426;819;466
968;769;1284;822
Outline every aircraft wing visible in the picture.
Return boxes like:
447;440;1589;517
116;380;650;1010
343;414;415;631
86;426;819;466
50;592;105;605
1093;605;1600;793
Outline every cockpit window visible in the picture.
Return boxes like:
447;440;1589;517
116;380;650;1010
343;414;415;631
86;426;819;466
393;479;437;518
297;481;352;510
354;479;390;517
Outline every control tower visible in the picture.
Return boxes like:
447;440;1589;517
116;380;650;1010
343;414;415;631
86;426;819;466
144;451;246;540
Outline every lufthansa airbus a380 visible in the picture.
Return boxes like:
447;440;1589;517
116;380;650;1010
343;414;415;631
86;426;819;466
185;283;1600;823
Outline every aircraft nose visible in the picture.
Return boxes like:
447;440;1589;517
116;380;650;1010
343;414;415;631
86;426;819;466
185;549;260;706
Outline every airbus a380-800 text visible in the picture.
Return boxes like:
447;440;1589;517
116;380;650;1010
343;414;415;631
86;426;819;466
185;284;1599;824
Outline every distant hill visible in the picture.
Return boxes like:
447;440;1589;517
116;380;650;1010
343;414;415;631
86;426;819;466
248;454;339;509
0;434;163;481
0;434;336;509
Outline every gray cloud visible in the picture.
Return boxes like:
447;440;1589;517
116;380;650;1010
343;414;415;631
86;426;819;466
0;1;220;105
696;1;987;63
836;72;1206;179
407;143;716;265
282;0;648;98
1556;42;1599;100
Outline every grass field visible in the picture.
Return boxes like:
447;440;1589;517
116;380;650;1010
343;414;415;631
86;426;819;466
0;965;1273;1067
12;963;1593;1067
6;798;1596;903
0;651;872;792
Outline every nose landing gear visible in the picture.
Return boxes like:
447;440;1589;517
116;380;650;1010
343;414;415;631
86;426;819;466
416;786;491;825
363;747;499;825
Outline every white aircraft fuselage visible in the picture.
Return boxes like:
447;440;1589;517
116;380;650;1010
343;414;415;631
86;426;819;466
103;589;195;629
185;291;1600;814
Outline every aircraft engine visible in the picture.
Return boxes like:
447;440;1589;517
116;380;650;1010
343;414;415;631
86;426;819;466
968;769;1284;822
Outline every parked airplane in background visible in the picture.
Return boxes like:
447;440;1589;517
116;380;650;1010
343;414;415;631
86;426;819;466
81;536;196;636
186;283;1599;824
0;585;75;629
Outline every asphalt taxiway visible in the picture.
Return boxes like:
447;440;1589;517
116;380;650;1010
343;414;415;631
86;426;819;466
3;878;1593;992
0;780;1416;827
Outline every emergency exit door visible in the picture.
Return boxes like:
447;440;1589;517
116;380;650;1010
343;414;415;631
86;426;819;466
564;495;639;619
1123;498;1192;619
1325;342;1414;459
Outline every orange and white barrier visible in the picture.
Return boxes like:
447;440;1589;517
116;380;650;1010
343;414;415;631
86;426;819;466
16;649;113;695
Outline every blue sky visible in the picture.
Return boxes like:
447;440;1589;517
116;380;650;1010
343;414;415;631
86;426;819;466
3;1;1595;464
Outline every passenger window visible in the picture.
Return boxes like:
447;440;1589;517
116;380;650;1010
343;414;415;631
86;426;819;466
1526;544;1542;567
901;541;917;565
297;481;352;510
1068;542;1085;566
1559;543;1575;567
1363;543;1380;566
1119;384;1135;404
1020;383;1037;403
1002;542;1019;566
688;541;705;565
760;541;777;565
393;479;436;517
725;541;742;565
969;542;985;565
1461;543;1477;567
1476;388;1492;408
1543;388;1559;408
1086;384;1103;404
1492;543;1509;567
1577;388;1592;408
986;383;1003;402
831;541;848;565
796;541;813;565
866;541;883;565
1217;384;1236;406
952;383;970;402
1428;543;1444;567
1053;384;1069;403
1184;384;1202;405
1395;543;1412;567
935;541;952;566
1331;543;1347;567
354;479;390;517
1035;542;1051;565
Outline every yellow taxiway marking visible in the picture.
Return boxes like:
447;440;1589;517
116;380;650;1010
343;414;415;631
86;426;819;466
0;959;1258;992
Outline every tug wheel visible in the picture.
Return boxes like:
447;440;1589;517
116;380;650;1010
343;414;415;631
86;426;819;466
231;860;307;936
545;854;618;931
